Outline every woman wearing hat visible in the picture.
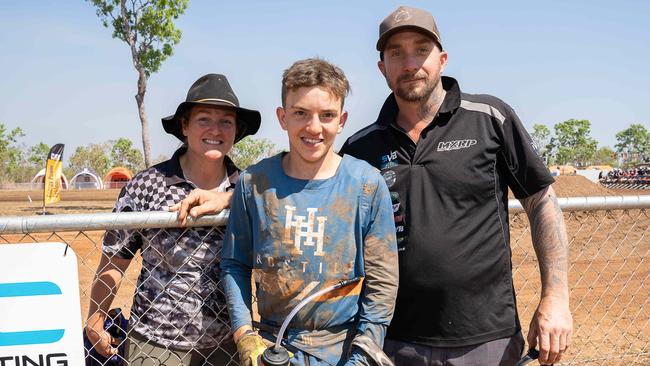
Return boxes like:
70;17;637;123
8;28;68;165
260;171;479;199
85;74;260;365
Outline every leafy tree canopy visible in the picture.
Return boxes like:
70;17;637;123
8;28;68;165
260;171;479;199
615;123;650;163
89;0;188;76
68;143;112;178
0;123;26;183
229;137;278;170
88;0;189;167
27;142;51;167
593;146;616;166
530;124;551;161
550;119;598;166
110;137;145;172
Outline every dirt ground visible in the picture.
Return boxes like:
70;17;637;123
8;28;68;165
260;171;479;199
0;177;648;365
0;188;120;215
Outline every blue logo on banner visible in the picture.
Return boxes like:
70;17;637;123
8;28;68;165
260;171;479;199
0;281;65;347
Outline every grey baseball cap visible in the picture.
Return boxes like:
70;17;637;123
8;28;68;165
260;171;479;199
376;6;443;51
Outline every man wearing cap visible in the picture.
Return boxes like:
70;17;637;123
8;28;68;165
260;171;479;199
340;6;573;366
86;73;260;365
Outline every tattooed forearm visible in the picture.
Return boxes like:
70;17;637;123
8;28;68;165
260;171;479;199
520;185;570;299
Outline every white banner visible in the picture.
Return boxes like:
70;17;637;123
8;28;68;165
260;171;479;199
0;242;84;365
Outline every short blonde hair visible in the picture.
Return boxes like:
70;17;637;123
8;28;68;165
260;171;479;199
281;58;350;109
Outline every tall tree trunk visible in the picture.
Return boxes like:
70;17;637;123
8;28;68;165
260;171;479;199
135;68;152;167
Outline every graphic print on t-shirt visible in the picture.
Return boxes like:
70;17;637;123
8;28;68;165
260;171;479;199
282;205;327;256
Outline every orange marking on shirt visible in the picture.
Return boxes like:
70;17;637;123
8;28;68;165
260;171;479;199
315;278;365;302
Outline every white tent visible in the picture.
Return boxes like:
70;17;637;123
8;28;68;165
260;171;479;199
70;168;103;189
30;168;69;190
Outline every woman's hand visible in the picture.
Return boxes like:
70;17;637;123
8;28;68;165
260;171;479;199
85;314;119;357
170;189;234;225
86;254;130;357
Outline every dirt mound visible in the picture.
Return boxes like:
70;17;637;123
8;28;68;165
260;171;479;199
550;176;650;197
508;175;616;198
551;176;616;197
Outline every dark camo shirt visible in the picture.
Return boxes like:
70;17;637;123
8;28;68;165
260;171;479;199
102;146;239;350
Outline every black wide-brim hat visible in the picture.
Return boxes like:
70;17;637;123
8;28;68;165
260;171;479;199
162;74;261;143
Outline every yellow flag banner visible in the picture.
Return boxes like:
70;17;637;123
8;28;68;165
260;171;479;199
43;143;65;206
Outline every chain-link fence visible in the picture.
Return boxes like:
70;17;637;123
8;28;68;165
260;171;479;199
0;196;648;365
509;196;649;365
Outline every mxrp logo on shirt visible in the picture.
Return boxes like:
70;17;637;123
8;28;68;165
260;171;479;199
437;139;477;152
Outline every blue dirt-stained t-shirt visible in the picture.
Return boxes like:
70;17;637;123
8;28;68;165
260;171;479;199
221;152;398;365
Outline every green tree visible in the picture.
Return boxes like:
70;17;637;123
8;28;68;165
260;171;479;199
8;142;53;184
530;124;551;163
0;123;26;183
88;0;189;167
68;143;111;178
27;142;51;167
615;123;650;164
593;146;616;166
551;119;598;166
110;137;144;172
229;137;278;169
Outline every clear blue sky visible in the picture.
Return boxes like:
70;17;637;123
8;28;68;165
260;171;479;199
1;0;648;161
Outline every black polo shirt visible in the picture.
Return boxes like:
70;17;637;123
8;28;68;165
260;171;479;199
340;76;554;347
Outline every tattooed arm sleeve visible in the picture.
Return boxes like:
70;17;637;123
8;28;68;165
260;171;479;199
519;185;569;299
520;185;573;364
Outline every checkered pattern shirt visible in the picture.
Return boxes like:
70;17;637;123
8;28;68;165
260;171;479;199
102;146;239;350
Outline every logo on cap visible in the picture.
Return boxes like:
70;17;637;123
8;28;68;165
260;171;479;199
394;9;410;23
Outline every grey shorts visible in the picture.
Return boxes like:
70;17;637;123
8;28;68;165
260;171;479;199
384;332;525;366
127;331;239;366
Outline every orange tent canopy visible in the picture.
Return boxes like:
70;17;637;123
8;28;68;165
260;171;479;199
103;167;134;188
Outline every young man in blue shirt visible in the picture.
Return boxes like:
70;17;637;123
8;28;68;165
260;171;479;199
221;58;398;366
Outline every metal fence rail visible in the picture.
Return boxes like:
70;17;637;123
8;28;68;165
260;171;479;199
0;210;229;233
0;196;648;365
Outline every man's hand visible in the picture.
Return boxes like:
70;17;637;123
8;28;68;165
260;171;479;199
527;295;573;365
520;186;573;365
84;321;119;357
236;331;271;366
169;189;233;225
